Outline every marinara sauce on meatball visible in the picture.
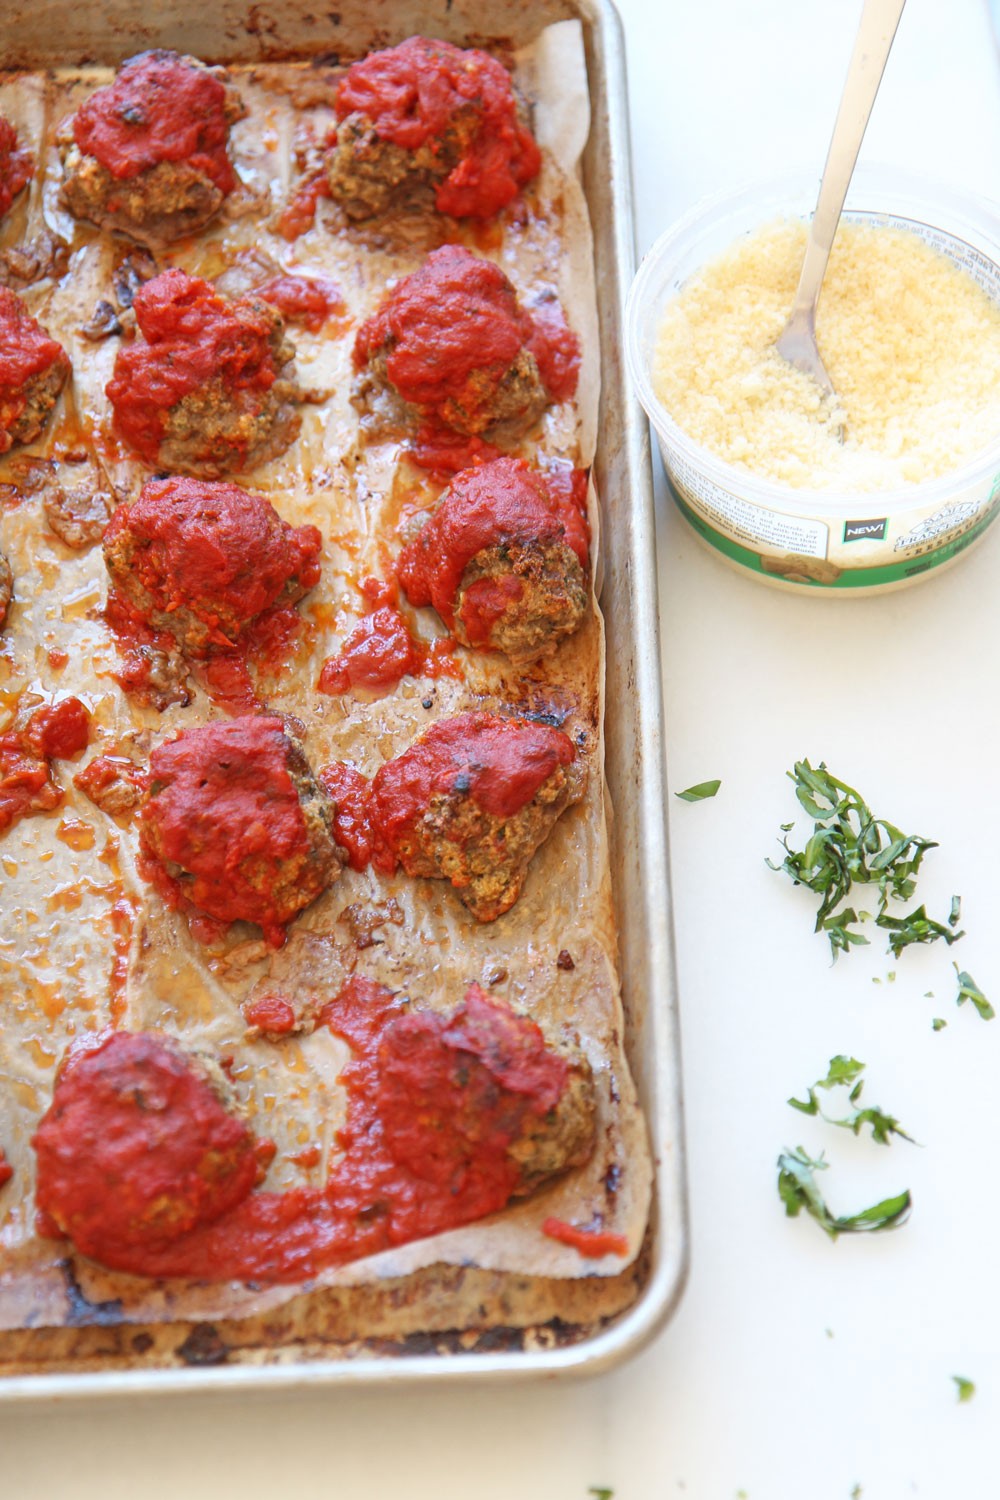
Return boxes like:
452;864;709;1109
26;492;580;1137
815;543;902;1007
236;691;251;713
60;50;245;245
354;244;578;438
33;1030;273;1270
397;456;590;663
0;115;33;222
139;715;341;945
0;288;70;454
327;36;540;221
106;268;302;477
103;476;322;656
370;710;585;921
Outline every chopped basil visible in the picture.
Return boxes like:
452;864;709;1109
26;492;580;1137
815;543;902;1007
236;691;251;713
953;1376;975;1403
876;904;964;958
788;1057;914;1145
675;778;721;802
955;966;994;1021
768;760;958;961
777;1147;911;1238
932;1018;947;1032
588;1490;614;1499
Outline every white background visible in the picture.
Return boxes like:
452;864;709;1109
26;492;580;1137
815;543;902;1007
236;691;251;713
4;1;1000;1495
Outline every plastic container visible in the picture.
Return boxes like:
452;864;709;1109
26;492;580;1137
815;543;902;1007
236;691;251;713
625;166;1000;593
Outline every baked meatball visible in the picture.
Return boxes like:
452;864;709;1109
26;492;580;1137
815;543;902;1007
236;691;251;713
0;287;70;454
354;245;554;438
326;36;540;221
139;715;341;945
374;982;596;1195
370;710;585;921
397;456;590;663
33;1030;273;1270
0;548;11;630
103;476;322;656
106;268;302;477
59;50;245;245
0;114;33;221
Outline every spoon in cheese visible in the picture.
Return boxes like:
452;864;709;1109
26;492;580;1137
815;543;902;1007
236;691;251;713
775;0;908;434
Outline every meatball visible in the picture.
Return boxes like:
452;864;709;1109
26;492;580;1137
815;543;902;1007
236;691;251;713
106;268;302;477
103;476;322;656
0;114;33;221
353;244;548;438
32;1030;273;1270
0;287;70;454
0;548;11;630
59;50;245;245
326;36;540;221
397;456;590;663
370;711;585;921
374;982;596;1196
139;715;342;945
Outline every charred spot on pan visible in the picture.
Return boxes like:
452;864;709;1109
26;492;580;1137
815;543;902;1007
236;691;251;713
58;1259;125;1328
557;949;575;970
176;1322;230;1366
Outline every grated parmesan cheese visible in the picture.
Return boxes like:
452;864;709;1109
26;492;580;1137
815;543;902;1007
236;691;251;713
652;220;1000;492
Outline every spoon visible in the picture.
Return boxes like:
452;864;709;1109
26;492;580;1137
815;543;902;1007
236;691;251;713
775;0;908;430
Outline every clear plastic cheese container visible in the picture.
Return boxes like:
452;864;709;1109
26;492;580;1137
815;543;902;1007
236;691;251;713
625;166;1000;594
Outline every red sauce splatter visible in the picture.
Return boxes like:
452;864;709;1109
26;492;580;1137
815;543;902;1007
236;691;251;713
371;710;576;873
335;37;540;219
408;424;503;478
317;760;374;871
104;476;321;654
256;273;344;333
525;295;580;403
277;172;330;241
33;981;572;1281
47;648;70;671
72;51;238;193
318;606;421;694
396;456;589;642
33;1031;273;1260
0;115;33;219
0;697;91;834
243;994;297;1034
541;1217;629;1259
0;288;70;454
138;715;325;948
106;269;281;467
74;754;148;818
0;1149;13;1189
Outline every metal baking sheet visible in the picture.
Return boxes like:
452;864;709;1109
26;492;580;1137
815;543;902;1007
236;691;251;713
0;0;688;1395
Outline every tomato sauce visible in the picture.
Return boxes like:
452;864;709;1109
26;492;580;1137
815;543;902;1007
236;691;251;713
72;51;238;194
33;981;573;1282
257;273;344;334
318;760;375;871
106;269;280;466
0;288;69;452
318;605;421;694
138;715;322;947
525;295;581;403
0;697;91;835
396;456;589;641
0;115;33;219
243;994;298;1035
334;37;540;219
277;172;330;241
0;1149;12;1189
408;424;503;478
541;1217;629;1259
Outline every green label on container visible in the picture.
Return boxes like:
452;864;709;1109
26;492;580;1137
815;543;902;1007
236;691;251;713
669;483;1000;588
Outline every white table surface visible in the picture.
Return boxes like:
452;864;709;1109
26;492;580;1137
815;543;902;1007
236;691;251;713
4;2;1000;1495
